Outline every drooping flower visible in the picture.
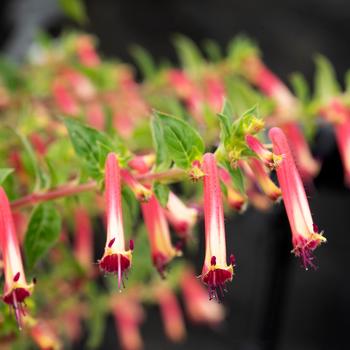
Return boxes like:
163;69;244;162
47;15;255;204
180;268;225;326
269;127;326;269
99;153;133;289
201;153;234;300
245;134;283;170
141;195;180;277
164;191;198;239
219;167;247;212
128;154;155;174
241;158;282;202
155;284;186;343
52;79;79;116
112;292;144;350
0;187;33;328
281;122;320;183
74;207;93;273
76;35;100;67
26;316;61;350
120;169;152;202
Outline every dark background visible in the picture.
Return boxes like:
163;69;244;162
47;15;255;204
1;1;350;349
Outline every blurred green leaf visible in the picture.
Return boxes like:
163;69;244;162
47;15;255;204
59;0;88;24
155;111;205;169
217;99;233;147
202;39;222;62
153;182;169;207
290;72;310;104
130;45;156;80
0;168;14;185
314;54;340;102
24;203;61;270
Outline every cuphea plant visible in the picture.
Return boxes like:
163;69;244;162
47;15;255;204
1;31;347;349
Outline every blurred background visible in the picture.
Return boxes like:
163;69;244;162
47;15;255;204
1;1;349;349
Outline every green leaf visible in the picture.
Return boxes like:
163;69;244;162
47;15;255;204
222;160;245;193
129;45;156;80
121;186;139;236
59;0;88;24
150;113;171;170
153;182;170;207
155;111;205;169
0;168;14;185
345;70;350;94
290;72;310;104
314;54;340;102
17;133;48;191
24;203;61;270
173;35;204;73
64;118;127;180
217;99;233;146
202;39;222;62
0;58;23;91
227;35;259;68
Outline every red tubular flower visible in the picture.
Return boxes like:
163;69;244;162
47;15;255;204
320;99;350;186
242;158;282;202
180;268;225;326
112;293;144;350
269;127;326;269
201;153;234;300
26;317;61;350
52;80;79;116
74;207;93;272
76;35;100;67
334;119;350;187
281;122;320;183
141;195;179;277
219;167;247;212
156;284;186;343
128;154;155;174
99;153;133;289
120;169;152;202
86;102;105;130
0;187;33;328
245;134;283;170
164;192;198;239
204;75;225;112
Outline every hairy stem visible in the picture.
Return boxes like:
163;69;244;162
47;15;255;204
10;168;186;210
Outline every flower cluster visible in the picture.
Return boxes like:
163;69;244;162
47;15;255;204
0;32;339;350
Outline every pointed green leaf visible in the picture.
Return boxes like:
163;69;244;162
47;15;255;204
314;54;340;102
24;203;61;270
155;111;205;169
130;45;156;80
0;168;14;185
153;182;170;207
290;72;310;104
59;0;88;24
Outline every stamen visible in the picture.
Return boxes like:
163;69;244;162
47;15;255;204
210;256;217;266
108;238;116;248
13;272;20;282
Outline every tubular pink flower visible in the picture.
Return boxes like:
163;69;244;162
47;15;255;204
99;153;133;289
334;119;350;187
128;154;155;174
201;153;234;300
269;127;326;269
245;134;283;170
281;123;320;183
52;80;79;116
120;169;152;202
141;195;179;277
164;192;198;239
242;158;282;202
112;294;144;350
204;75;225;112
219;167;247;212
155;284;186;343
0;187;33;328
74;207;93;272
76;35;100;67
86;102;105;130
180;268;225;326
